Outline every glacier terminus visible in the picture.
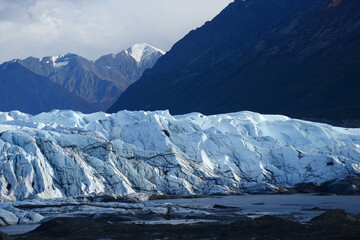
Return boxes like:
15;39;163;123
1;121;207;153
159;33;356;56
0;110;359;201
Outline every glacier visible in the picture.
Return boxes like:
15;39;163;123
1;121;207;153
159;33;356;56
0;110;359;201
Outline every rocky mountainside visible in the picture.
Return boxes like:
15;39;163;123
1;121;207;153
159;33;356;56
0;63;96;114
2;43;164;112
0;109;359;201
108;0;360;122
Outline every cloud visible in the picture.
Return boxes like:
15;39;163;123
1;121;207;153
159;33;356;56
0;0;233;63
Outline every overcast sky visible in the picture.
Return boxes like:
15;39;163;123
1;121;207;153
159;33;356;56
0;0;233;63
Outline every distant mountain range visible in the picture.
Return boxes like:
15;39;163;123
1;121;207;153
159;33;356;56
109;0;360;122
0;43;164;114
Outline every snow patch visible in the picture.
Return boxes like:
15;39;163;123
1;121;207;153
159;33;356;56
127;43;165;63
48;54;69;68
51;55;60;64
54;61;69;68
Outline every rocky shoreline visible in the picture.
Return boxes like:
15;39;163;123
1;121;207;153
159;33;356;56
0;209;358;240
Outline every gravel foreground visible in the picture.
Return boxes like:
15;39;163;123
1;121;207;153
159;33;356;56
0;209;358;240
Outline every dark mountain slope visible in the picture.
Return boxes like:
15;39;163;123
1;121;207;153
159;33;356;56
0;63;96;114
109;0;360;121
204;0;360;120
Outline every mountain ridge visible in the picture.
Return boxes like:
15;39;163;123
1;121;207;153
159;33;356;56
0;43;164;113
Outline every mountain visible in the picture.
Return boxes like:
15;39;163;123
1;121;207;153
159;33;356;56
96;43;165;83
8;43;164;111
0;109;359;201
108;0;360;122
0;63;96;114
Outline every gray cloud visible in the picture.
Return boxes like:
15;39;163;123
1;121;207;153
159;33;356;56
0;0;233;63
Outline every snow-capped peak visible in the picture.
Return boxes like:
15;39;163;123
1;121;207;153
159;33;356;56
126;43;165;63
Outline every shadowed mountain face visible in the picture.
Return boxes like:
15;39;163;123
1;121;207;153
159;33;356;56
0;63;96;114
3;43;164;112
109;0;360;121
